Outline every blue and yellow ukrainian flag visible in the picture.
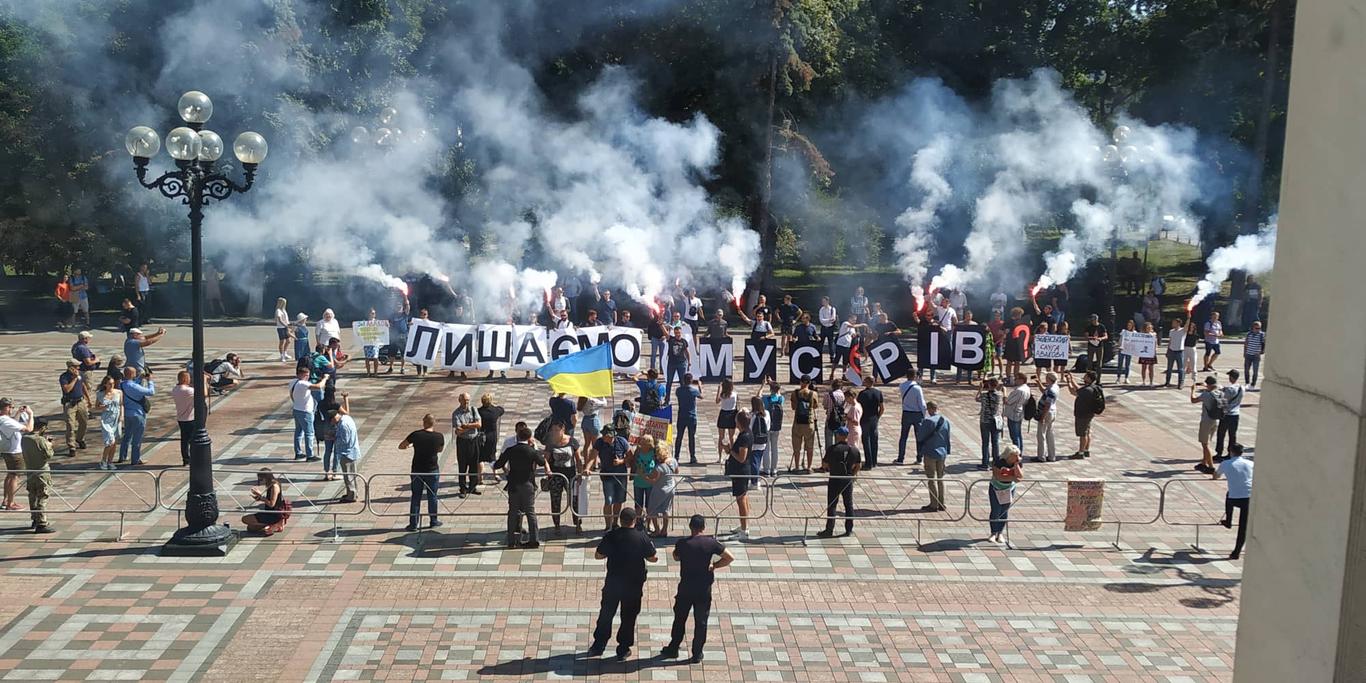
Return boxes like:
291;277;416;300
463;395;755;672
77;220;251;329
535;343;614;398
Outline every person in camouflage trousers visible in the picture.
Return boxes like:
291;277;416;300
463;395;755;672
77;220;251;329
22;418;56;534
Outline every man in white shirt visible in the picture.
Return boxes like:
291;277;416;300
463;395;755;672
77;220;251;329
1002;372;1031;457
895;378;926;465
1163;318;1187;388
1212;443;1253;559
289;368;326;462
817;296;838;362
934;299;958;332
0;398;35;511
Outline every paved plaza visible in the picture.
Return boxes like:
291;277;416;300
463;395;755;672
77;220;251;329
0;322;1253;681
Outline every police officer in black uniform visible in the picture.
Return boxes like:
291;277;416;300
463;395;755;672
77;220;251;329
818;426;861;538
588;507;658;660
661;515;734;662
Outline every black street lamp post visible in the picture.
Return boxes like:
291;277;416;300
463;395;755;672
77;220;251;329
125;91;268;555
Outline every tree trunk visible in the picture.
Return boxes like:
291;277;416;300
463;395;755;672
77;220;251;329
748;49;779;308
1226;0;1284;330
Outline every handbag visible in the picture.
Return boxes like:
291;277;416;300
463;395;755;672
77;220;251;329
993;415;1005;433
993;485;1013;505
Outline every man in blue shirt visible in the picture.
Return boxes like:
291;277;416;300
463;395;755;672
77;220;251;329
674;374;702;464
119;367;155;465
595;289;619;326
123;327;166;376
595;427;631;531
332;394;362;503
632;369;666;417
915;401;951;512
70;268;91;328
1213;443;1253;560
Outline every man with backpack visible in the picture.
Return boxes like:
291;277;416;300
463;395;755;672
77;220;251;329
821;380;846;457
1191;376;1223;474
1063;370;1104;459
789;379;817;473
633;369;665;418
1215;369;1245;461
915;402;952;511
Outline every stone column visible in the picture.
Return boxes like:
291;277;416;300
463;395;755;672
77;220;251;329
1233;2;1366;681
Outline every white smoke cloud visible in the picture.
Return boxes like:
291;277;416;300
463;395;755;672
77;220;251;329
3;0;759;317
1189;217;1277;309
857;71;1210;295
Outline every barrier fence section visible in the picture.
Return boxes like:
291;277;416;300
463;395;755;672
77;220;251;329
768;473;969;545
0;469;158;541
1159;477;1237;552
158;467;368;542
567;472;770;533
4;469;1238;551
365;471;573;532
964;478;1163;549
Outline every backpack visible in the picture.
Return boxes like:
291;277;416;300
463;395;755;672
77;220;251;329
533;416;553;444
203;358;226;376
825;394;846;430
794;393;812;423
1090;385;1106;415
1023;395;1039;421
639;381;661;415
1205;389;1230;421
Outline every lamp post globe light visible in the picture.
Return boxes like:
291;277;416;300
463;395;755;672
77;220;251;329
126;91;267;556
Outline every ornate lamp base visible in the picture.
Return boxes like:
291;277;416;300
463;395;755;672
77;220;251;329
162;489;239;557
163;524;239;557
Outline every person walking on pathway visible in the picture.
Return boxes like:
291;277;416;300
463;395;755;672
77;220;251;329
1213;443;1253;560
660;514;733;663
1164;318;1187;388
96;376;122;471
674;374;702;464
1202;312;1224;371
398;414;445;531
818;426;861;538
1244;321;1266;389
588;507;658;661
916;402;952;512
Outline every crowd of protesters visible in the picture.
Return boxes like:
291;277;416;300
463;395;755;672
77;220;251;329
0;275;1257;564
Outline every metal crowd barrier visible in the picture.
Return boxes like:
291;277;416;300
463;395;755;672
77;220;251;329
0;469;158;540
1159;477;1236;552
569;472;768;533
768;473;970;545
158;467;368;543
365;471;573;526
965;478;1163;550
0;466;1243;551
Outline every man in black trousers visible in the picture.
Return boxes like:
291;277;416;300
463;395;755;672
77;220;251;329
588;507;658;660
493;424;543;549
818;426;861;538
661;514;733;663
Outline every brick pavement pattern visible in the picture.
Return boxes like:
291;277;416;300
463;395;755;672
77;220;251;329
0;323;1254;681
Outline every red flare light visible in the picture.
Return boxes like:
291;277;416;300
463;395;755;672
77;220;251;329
1185;298;1196;314
1030;283;1044;298
397;282;409;296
